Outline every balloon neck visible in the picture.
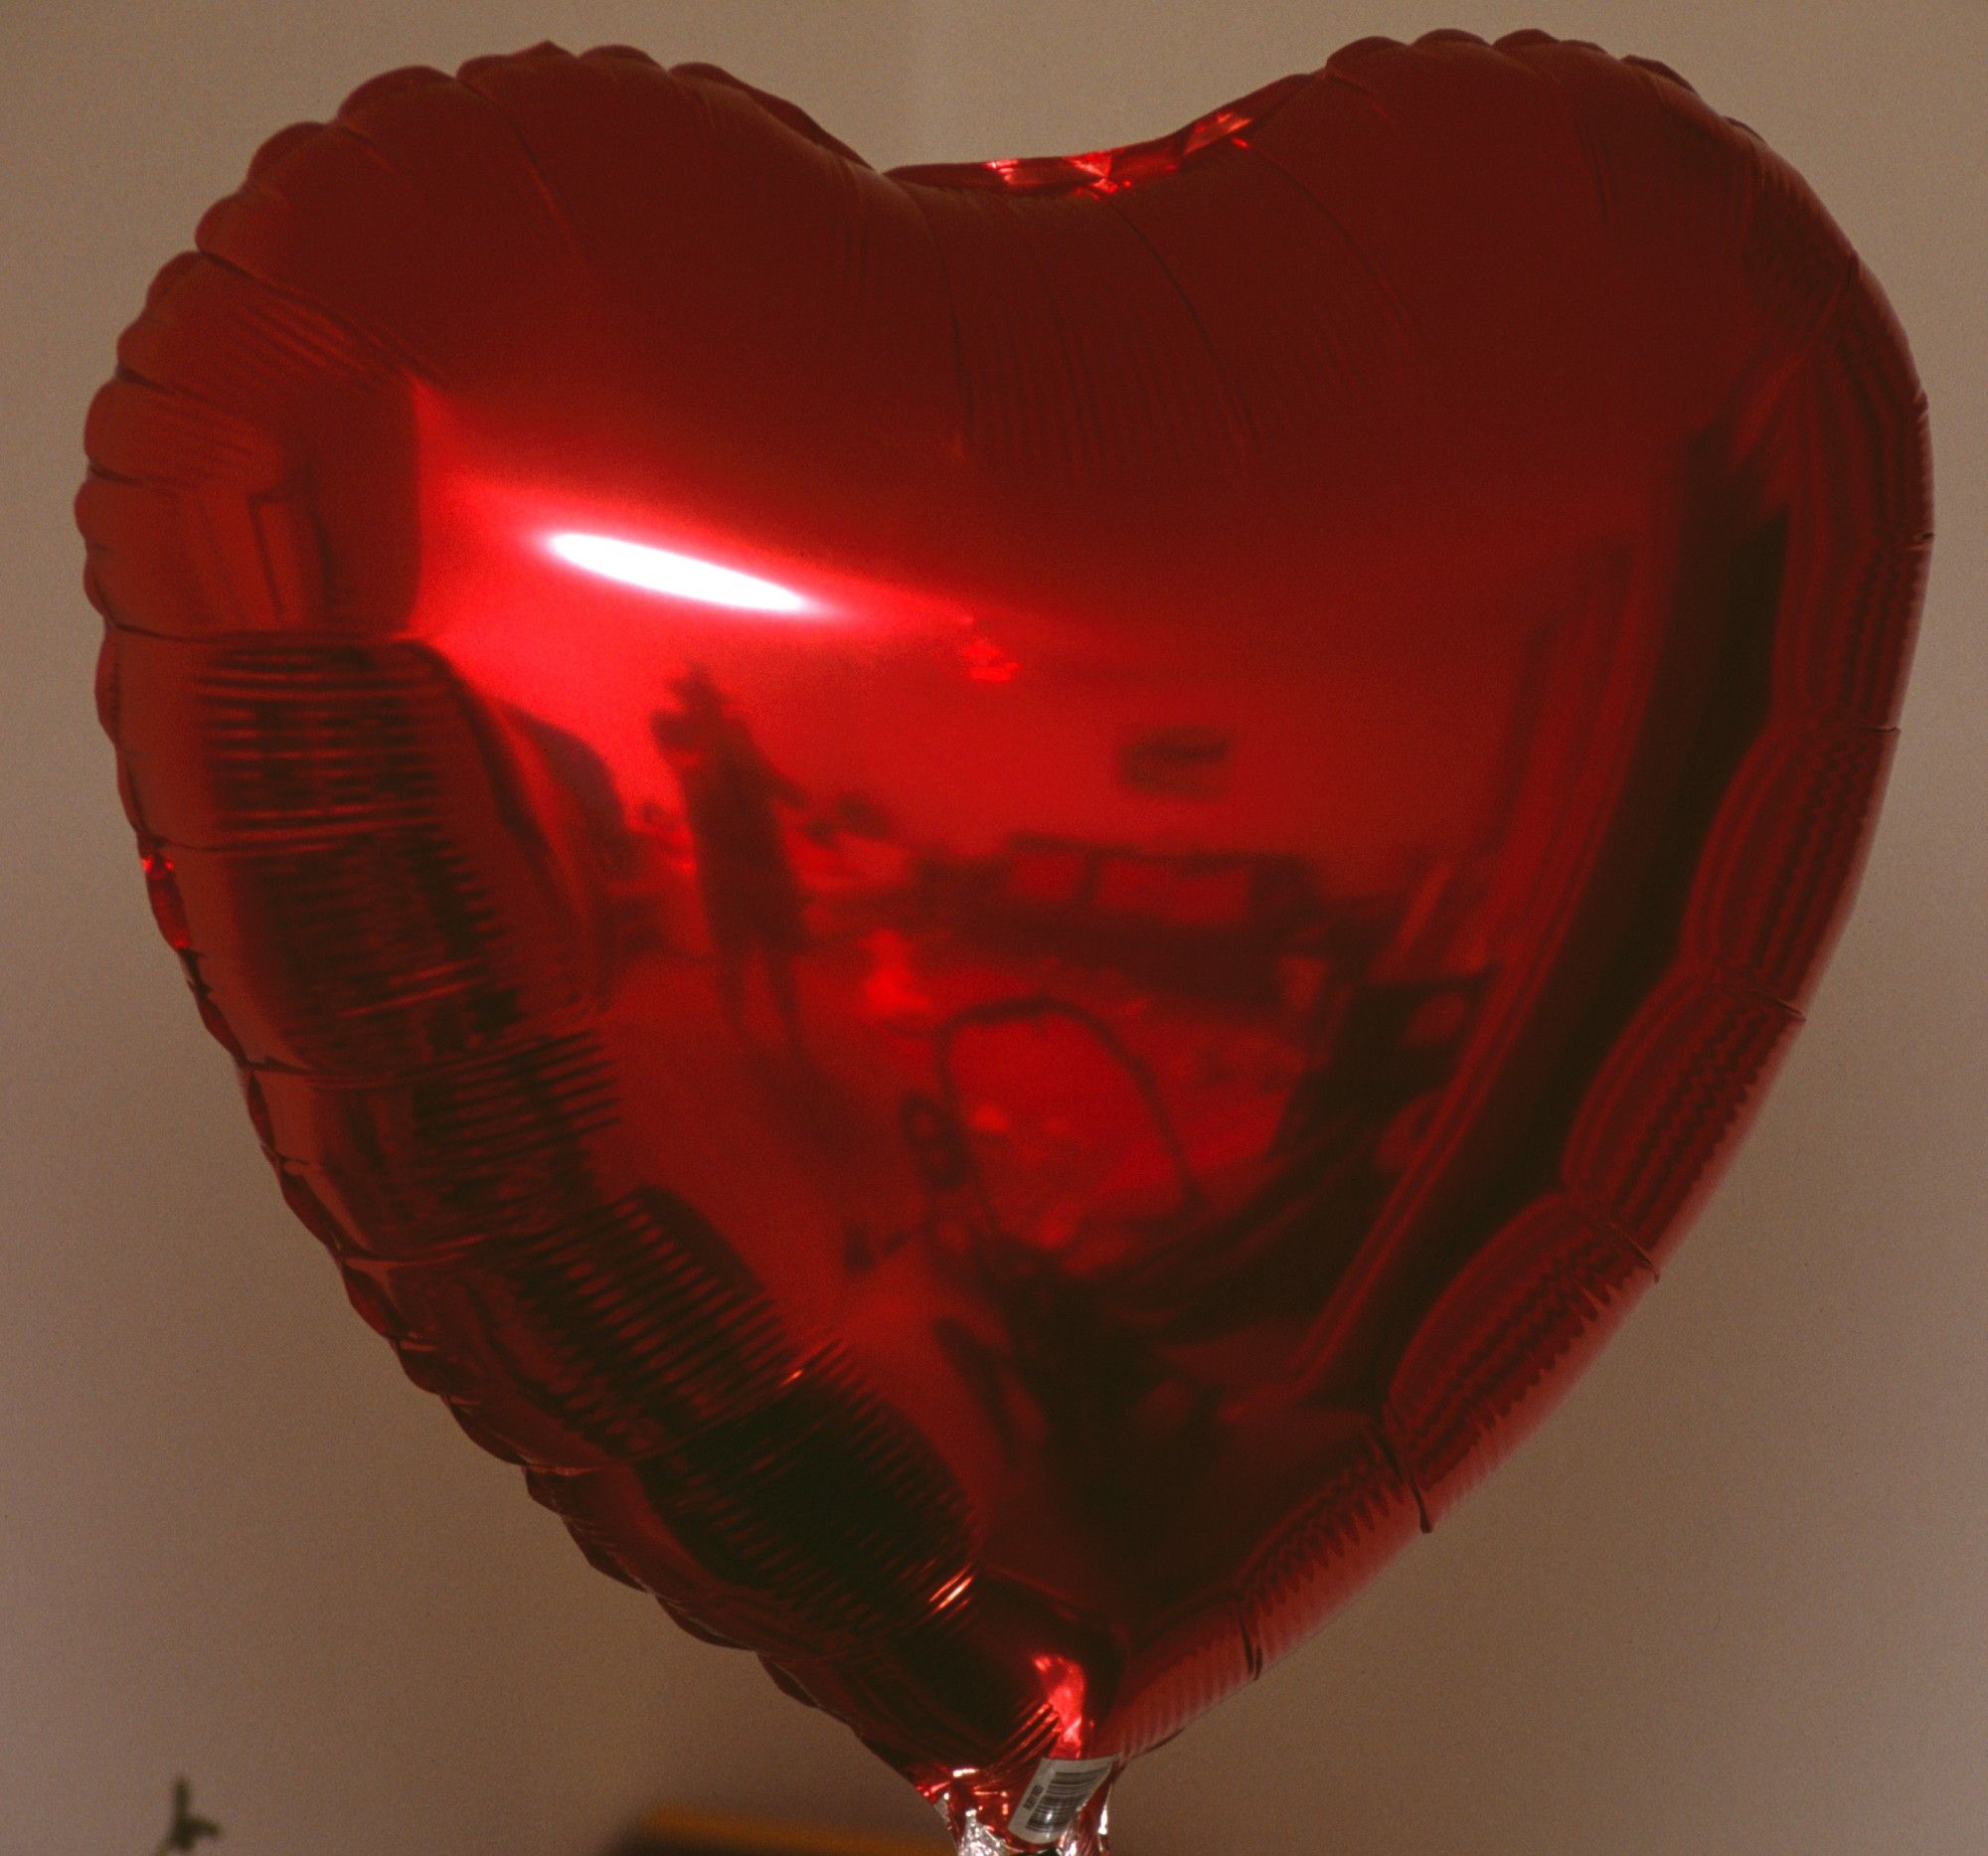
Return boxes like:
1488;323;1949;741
930;1766;1116;1856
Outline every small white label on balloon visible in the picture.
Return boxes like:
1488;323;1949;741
1009;1758;1115;1846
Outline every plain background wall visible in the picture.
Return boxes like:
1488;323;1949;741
3;3;1982;1852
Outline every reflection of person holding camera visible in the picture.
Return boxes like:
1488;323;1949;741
649;665;807;1045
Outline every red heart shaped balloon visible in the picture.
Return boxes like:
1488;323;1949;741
80;32;1926;1853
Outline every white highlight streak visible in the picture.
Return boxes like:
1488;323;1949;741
548;530;815;614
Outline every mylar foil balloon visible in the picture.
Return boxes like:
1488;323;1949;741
81;32;1927;1855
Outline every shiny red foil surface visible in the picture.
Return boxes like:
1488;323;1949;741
80;32;1926;1850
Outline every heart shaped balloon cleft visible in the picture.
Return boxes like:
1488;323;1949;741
80;30;1927;1855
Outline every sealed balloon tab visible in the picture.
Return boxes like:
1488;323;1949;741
1009;1760;1115;1846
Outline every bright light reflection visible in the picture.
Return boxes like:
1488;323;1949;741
547;530;816;615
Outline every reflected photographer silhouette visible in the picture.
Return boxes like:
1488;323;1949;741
650;665;809;1046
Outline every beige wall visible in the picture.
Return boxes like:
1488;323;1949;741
5;3;1983;1852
